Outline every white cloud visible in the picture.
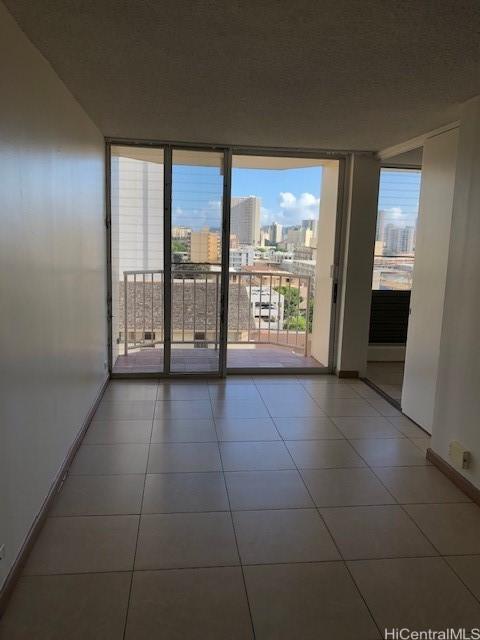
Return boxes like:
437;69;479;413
382;206;403;219
277;191;320;223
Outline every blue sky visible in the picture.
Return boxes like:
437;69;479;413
171;164;421;231
232;166;322;227
378;169;421;228
172;164;323;229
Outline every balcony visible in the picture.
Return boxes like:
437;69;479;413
112;268;324;374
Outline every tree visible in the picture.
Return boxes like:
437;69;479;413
274;285;302;328
285;315;306;331
172;239;188;253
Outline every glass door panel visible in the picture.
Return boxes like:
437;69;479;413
227;154;339;371
110;146;165;374
170;149;225;374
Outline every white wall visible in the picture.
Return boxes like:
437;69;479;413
336;154;380;375
402;128;458;432
0;3;107;590
431;97;480;488
311;163;339;366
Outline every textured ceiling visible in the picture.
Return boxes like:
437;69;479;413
4;0;480;151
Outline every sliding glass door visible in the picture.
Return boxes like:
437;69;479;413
110;146;166;375
109;144;339;377
169;149;227;374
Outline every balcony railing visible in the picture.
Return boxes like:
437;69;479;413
119;267;312;356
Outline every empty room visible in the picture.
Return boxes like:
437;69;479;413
1;1;480;638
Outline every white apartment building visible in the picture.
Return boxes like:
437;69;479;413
286;226;314;247
229;246;255;269
284;258;317;293
111;155;164;278
231;196;261;245
269;222;283;243
272;251;293;263
249;285;285;330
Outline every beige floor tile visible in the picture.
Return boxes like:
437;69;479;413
388;416;429;438
299;376;351;387
51;474;145;516
23;515;138;575
93;400;155;421
69;444;149;475
405;503;480;554
208;384;261;401
147;442;221;473
142;472;229;513
254;376;302;386
304;384;361;400
301;468;395;507
0;573;131;640
154;400;213;420
273;416;343;440
244;562;380;639
349;438;429;467
233;509;339;564
135;512;238;569
257;384;317;405
264;397;326;418
220;441;294;471
320;505;436;560
446;555;480;600
286;439;366;469
225;470;314;510
125;568;253;640
315;398;382;417
348;557;480;632
349;382;384;399
215;417;280;441
332;416;403;439
211;397;269;419
366;398;402;417
84;420;152;444
151;418;217;443
102;381;158;402
375;466;471;504
156;382;210;400
410;437;431;453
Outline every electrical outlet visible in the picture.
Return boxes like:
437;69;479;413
0;544;5;560
449;441;471;470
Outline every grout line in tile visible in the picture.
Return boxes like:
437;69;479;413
217;435;257;639
261;394;384;639
121;406;154;640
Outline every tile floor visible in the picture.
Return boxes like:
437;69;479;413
2;375;480;639
366;361;405;402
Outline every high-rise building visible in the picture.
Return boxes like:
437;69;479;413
269;222;283;244
384;224;415;254
302;218;317;236
231;196;261;245
286;226;314;247
188;228;220;263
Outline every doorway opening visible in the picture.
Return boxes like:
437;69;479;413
366;161;422;403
